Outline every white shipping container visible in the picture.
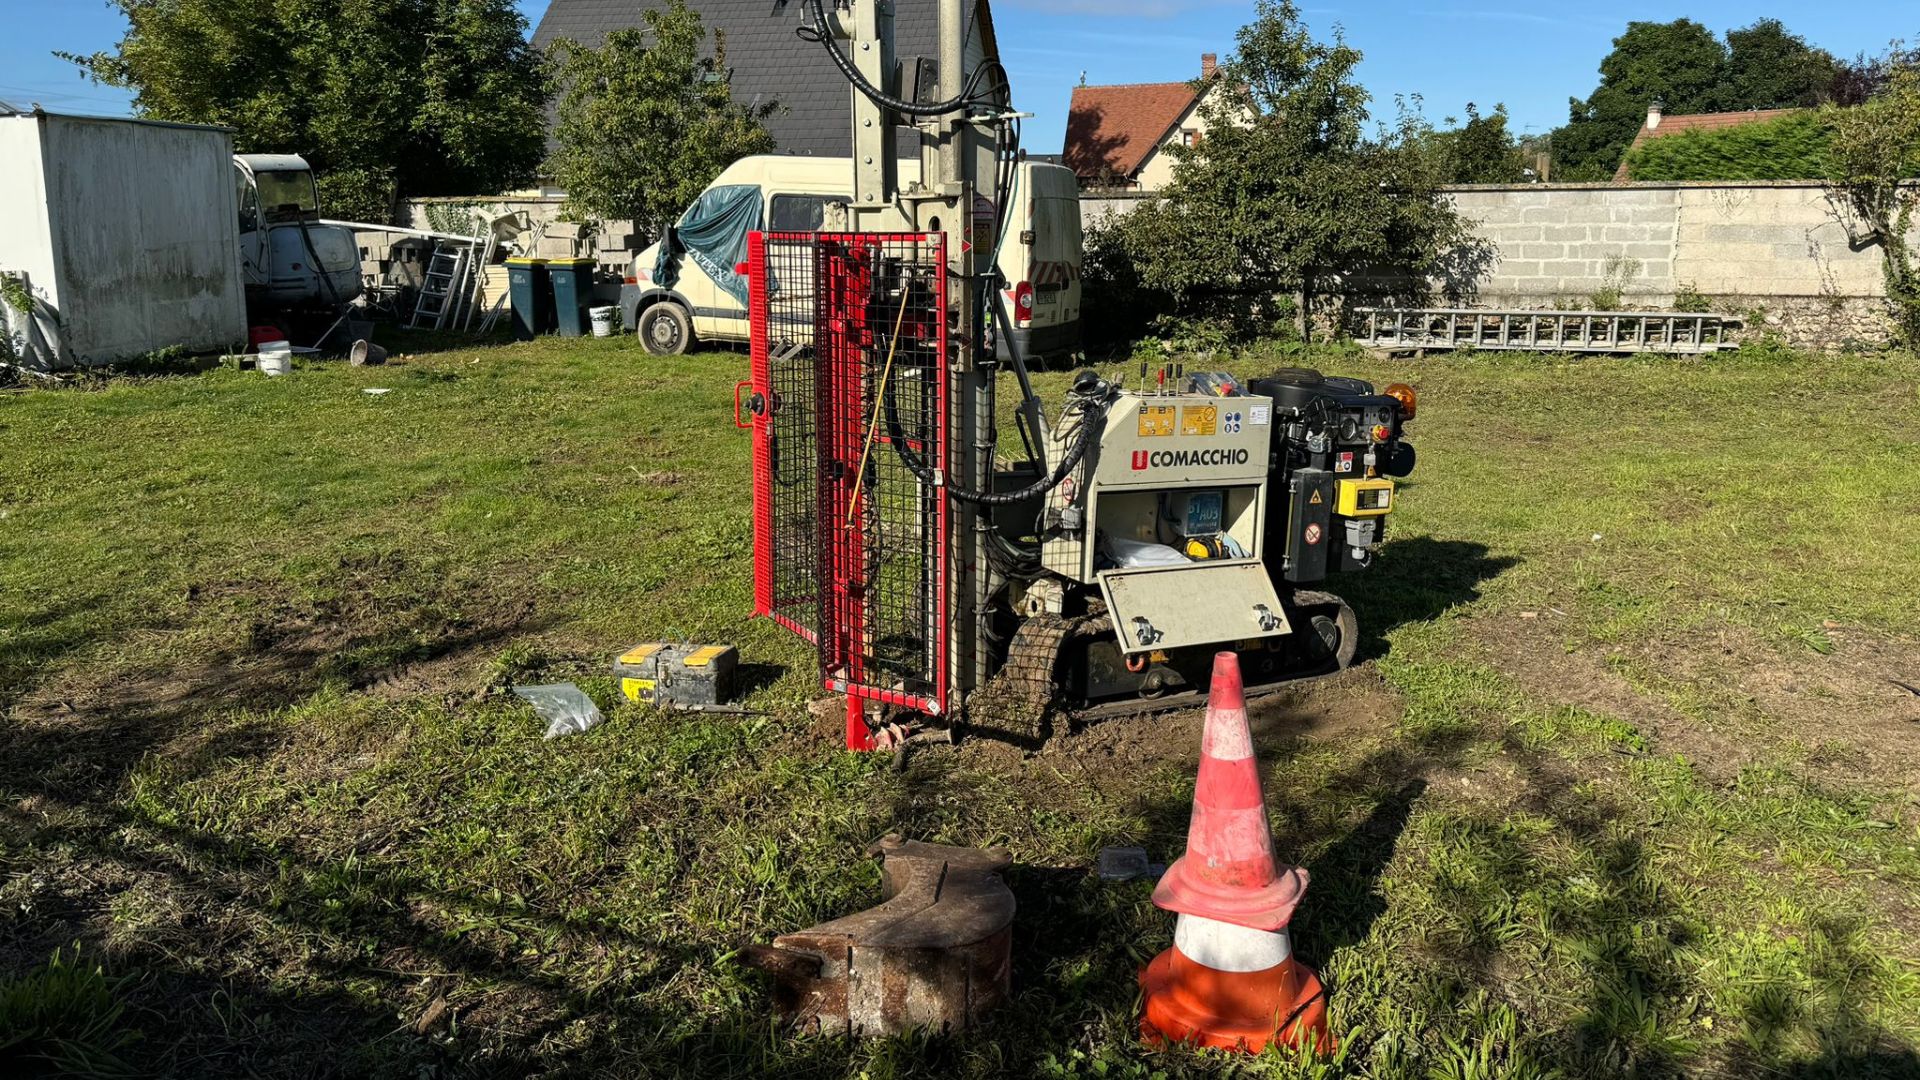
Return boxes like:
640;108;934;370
0;110;247;369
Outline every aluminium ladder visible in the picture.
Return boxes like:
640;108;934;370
408;242;473;330
1353;307;1742;355
407;243;467;330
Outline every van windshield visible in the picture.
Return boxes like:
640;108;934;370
256;171;319;218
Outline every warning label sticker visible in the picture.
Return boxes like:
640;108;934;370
1137;405;1176;437
621;677;656;703
1336;451;1355;473
1179;405;1218;436
1309;490;1324;505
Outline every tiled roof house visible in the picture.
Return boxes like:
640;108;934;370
1063;54;1229;190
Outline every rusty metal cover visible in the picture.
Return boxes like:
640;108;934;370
742;835;1016;1037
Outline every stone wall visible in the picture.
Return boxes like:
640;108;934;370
1445;181;1900;349
1080;191;1152;229
1079;180;1908;350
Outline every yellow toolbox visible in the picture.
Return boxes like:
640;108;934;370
612;642;739;707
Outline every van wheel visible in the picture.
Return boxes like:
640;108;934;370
638;302;692;355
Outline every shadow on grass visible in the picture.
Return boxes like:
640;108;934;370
0;581;574;1075
1022;690;1917;1079
1342;536;1517;661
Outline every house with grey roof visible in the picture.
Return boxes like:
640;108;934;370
532;0;1003;159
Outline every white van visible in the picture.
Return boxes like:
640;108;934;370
619;155;1083;362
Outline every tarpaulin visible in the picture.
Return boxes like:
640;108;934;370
654;184;762;307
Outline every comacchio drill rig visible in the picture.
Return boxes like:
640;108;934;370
737;0;1417;750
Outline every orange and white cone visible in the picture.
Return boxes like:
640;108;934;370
1139;651;1332;1054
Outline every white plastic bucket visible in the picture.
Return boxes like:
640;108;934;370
258;340;292;376
589;306;616;338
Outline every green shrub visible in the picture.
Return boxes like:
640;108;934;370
1625;111;1831;181
1077;214;1170;347
1672;282;1714;312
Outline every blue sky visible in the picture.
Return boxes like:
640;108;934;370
2;1;1908;154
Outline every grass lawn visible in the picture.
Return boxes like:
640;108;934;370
3;334;1920;1078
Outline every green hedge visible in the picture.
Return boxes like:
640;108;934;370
1623;111;1831;181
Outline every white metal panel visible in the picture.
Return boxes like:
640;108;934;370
0;116;61;367
40;114;246;366
1097;560;1290;654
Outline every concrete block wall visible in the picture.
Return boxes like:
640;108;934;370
1446;181;1894;305
1449;185;1680;300
402;196;641;268
1670;185;1884;298
1445;180;1904;348
1081;180;1907;348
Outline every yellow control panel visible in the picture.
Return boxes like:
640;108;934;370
1335;477;1395;517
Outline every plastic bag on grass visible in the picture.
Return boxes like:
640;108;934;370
514;683;604;740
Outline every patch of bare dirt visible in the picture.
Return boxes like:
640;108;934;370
956;663;1406;784
1467;613;1756;781
1664;621;1920;790
1469;611;1920;792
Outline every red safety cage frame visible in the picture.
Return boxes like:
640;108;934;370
745;230;951;746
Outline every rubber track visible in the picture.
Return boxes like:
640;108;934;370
971;590;1359;731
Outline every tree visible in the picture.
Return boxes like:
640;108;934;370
544;1;774;238
1825;53;1920;346
1832;43;1920;107
1721;19;1839;111
62;0;548;222
1552;19;1728;180
1437;103;1528;184
1110;0;1472;341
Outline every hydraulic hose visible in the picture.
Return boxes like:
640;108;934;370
882;366;1104;507
798;0;1006;117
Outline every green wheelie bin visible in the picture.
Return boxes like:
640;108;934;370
547;258;597;337
505;257;552;340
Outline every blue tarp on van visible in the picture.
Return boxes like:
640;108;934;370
653;184;762;307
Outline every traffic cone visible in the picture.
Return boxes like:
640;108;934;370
1139;652;1332;1054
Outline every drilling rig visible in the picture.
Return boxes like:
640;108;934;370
738;0;1417;750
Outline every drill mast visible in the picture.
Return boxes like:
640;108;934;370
833;0;1003;701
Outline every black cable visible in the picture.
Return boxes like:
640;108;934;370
798;0;1006;116
882;361;1104;506
296;216;345;314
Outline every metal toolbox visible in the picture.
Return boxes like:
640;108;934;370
612;642;739;707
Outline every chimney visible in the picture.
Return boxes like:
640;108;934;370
1201;53;1217;79
1646;99;1663;130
